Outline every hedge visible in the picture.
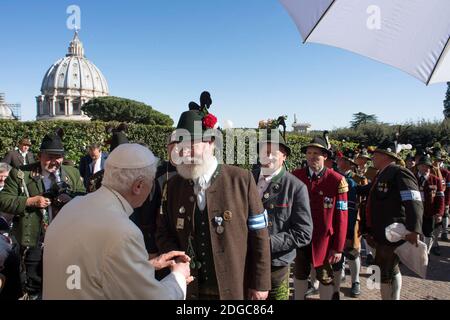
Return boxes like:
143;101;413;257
0;120;357;171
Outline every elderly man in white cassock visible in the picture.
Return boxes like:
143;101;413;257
43;143;192;299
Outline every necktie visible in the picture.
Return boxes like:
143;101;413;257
418;175;426;187
48;173;61;221
195;176;207;211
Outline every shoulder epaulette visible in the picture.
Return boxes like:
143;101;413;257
338;177;349;194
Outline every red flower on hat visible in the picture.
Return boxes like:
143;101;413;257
202;113;218;129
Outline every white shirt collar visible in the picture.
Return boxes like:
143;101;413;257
308;166;324;177
259;166;283;183
42;169;60;180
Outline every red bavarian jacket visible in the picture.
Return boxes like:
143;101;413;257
440;167;450;208
292;167;348;267
417;173;445;218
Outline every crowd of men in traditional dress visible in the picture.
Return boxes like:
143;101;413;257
0;94;448;300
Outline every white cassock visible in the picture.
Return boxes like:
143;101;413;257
43;186;186;300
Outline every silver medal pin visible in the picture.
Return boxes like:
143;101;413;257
215;216;224;234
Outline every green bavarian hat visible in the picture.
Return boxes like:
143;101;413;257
374;141;402;161
340;148;357;166
417;155;433;167
301;136;331;157
259;129;291;156
174;110;218;143
40;128;64;155
431;148;444;161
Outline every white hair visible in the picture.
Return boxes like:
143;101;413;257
0;163;11;173
102;163;157;194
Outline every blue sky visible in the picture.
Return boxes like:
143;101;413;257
0;0;446;130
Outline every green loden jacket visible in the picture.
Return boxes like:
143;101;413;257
0;163;85;247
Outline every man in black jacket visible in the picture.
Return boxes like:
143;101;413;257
364;142;423;300
2;138;35;169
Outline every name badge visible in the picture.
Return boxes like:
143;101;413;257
176;218;185;230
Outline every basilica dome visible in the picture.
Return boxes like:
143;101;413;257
36;31;109;120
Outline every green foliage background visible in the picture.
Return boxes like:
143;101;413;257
81;96;174;126
0;120;357;171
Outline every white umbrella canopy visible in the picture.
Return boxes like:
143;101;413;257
279;0;450;85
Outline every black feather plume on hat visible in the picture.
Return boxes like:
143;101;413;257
116;123;128;133
105;124;114;134
55;127;64;139
188;101;201;111
200;91;212;111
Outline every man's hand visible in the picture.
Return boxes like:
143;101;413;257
248;289;268;300
149;251;190;270
171;260;194;285
435;216;443;224
328;250;342;265
404;232;419;247
26;196;51;208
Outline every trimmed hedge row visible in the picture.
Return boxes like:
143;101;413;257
0;120;357;171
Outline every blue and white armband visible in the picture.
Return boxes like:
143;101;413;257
248;210;268;231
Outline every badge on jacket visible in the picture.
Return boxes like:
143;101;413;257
324;197;333;209
377;182;388;193
176;218;185;230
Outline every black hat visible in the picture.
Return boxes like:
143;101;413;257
301;136;331;157
259;129;291;156
414;146;427;158
431;148;444;161
405;153;415;161
340;148;357;166
105;123;129;152
110;131;129;152
40;129;64;155
374;141;401;161
417;155;433;168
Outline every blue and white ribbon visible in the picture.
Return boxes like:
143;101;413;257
248;210;268;231
437;191;445;197
336;200;348;211
400;190;422;202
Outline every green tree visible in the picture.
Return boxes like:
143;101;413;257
350;112;378;129
81;96;173;126
443;82;450;119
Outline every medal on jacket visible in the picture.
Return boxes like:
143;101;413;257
176;218;185;230
223;210;232;221
215;216;224;234
323;197;333;209
377;182;388;192
272;183;280;192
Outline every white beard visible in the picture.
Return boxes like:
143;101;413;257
177;156;216;180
